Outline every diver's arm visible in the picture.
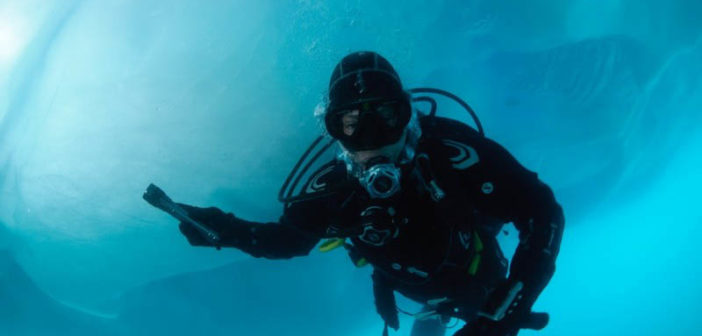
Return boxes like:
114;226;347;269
492;150;564;295
469;137;564;324
507;180;564;290
177;161;343;259
178;204;320;259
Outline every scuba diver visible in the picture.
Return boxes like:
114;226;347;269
167;51;564;336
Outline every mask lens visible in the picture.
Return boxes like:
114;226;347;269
326;100;405;151
374;101;399;127
340;110;360;136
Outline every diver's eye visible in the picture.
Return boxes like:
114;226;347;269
376;102;398;127
342;110;360;136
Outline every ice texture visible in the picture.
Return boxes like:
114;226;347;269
1;0;700;335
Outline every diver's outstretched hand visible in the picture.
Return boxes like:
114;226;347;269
177;203;231;248
143;184;223;247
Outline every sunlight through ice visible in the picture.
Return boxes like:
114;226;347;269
0;13;27;67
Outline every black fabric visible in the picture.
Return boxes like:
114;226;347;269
176;203;319;259
325;51;411;151
373;270;400;330
325;98;411;151
327;51;402;110
176;116;565;334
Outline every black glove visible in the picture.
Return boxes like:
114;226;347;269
455;316;517;336
482;278;531;323
454;312;549;336
475;279;531;336
177;203;237;248
454;275;550;336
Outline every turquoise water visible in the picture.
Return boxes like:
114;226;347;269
1;1;700;335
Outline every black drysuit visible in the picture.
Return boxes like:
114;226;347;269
178;116;565;336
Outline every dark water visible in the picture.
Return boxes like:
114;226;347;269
1;1;700;335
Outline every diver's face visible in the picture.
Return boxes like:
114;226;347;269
342;110;406;169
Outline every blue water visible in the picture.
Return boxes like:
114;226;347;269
1;1;700;335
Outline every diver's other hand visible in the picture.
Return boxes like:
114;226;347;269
455;278;548;336
480;279;530;323
453;312;548;336
480;257;553;327
176;203;230;247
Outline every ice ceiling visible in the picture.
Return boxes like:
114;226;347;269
0;1;700;335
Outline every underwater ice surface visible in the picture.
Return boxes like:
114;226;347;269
0;0;700;335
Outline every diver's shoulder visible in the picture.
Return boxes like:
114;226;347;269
302;159;347;194
418;116;508;173
419;115;485;149
418;116;528;177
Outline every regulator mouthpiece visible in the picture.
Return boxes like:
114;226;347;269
359;157;401;199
